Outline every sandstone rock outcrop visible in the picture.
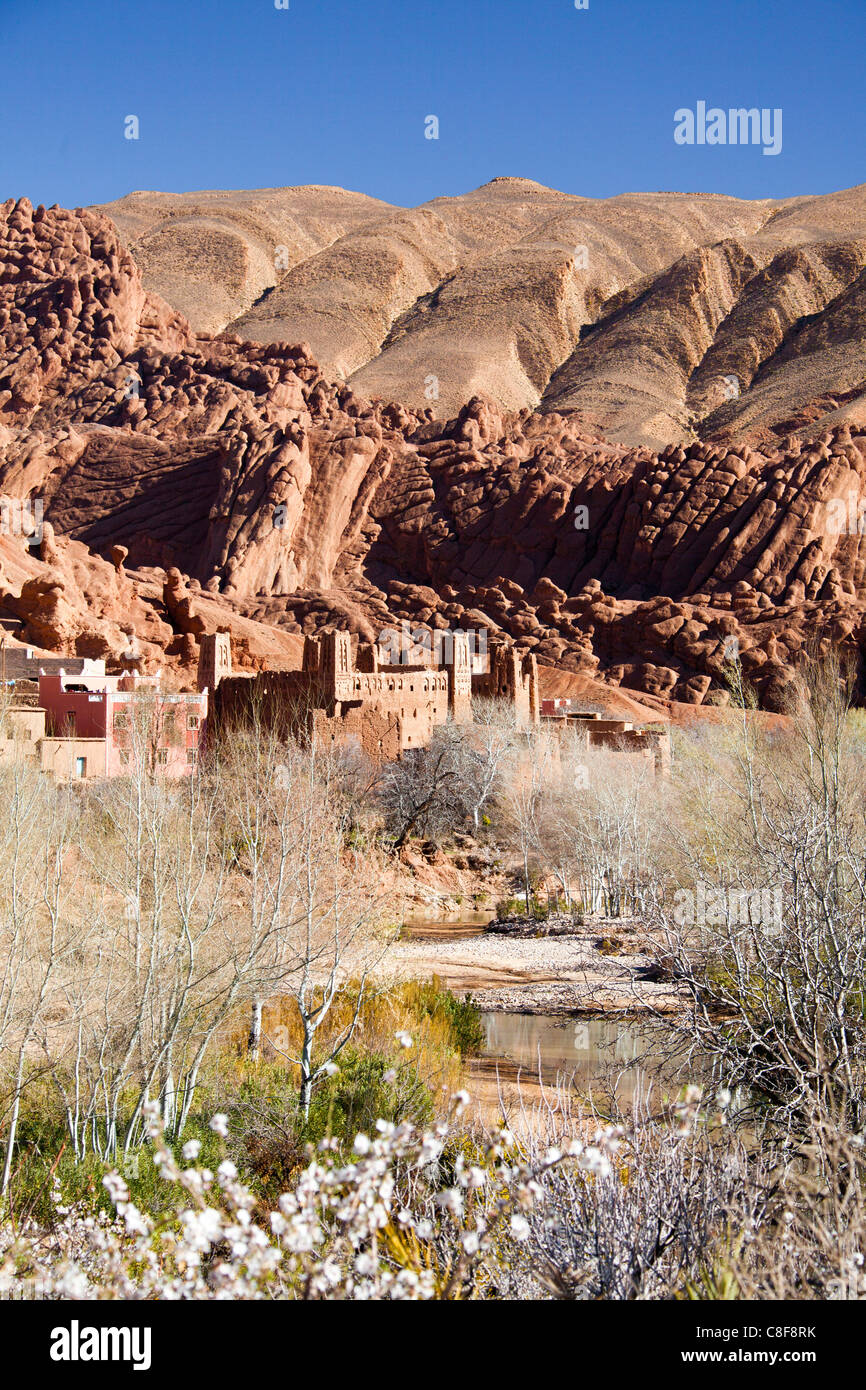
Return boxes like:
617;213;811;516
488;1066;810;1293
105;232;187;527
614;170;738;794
3;195;866;711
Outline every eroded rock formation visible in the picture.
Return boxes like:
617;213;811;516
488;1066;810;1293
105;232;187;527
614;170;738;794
2;194;866;711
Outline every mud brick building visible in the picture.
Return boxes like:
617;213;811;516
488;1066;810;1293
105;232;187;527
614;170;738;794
205;628;538;760
540;699;670;778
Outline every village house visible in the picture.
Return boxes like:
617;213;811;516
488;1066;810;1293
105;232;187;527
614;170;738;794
203;628;669;775
0;659;205;780
540;698;671;778
0;630;670;782
204;627;539;759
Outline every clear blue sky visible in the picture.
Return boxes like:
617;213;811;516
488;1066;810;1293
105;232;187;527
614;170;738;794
2;0;863;209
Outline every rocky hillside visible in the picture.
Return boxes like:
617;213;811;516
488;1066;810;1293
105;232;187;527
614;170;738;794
94;179;866;449
2;194;866;711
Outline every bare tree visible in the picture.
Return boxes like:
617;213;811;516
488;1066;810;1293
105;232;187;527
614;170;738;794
454;698;518;832
656;654;866;1140
543;737;660;918
217;725;389;1120
69;721;232;1155
378;728;465;850
0;759;83;1198
501;728;555;911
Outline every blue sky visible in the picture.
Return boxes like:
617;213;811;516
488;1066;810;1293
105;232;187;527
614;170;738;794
2;0;863;208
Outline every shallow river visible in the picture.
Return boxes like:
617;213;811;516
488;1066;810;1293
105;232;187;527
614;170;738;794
402;916;688;1105
479;1012;685;1107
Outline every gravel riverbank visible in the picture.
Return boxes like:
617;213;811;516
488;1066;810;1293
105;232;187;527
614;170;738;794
385;920;688;1016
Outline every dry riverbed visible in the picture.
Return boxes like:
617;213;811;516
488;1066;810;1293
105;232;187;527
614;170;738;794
385;918;688;1017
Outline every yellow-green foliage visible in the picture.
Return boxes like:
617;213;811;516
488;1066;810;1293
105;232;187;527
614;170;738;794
226;977;481;1099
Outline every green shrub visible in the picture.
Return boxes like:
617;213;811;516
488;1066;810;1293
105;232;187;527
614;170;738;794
411;980;484;1056
496;895;549;921
307;1049;434;1141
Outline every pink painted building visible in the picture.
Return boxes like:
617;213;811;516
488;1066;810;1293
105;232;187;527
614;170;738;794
38;673;206;778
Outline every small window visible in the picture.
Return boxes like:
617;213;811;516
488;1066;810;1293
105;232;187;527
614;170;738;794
187;714;199;730
114;712;128;730
75;757;86;778
186;748;197;765
156;748;168;765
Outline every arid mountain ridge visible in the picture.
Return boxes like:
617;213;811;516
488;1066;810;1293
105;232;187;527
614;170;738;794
94;178;866;449
2;183;866;714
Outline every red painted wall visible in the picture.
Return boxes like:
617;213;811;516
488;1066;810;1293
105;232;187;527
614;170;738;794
39;677;108;738
39;677;207;778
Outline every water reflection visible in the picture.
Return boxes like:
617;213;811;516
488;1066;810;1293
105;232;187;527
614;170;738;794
400;915;489;941
481;1012;685;1106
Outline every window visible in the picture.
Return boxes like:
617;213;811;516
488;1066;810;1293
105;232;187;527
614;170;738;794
186;749;197;765
187;714;199;730
75;757;86;778
156;748;168;765
114;712;128;730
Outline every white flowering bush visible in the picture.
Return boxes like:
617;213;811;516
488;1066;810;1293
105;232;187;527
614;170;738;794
3;1080;864;1300
0;1097;630;1301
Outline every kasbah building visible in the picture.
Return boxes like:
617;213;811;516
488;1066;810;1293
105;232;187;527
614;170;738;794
0;627;670;782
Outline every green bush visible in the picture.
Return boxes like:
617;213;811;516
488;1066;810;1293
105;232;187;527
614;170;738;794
308;1050;433;1139
4;976;482;1219
496;895;548;920
412;980;484;1056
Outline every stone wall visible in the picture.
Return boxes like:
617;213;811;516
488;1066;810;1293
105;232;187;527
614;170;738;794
472;636;539;724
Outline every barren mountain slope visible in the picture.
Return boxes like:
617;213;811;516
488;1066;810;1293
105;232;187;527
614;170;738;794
92;185;395;336
91;179;866;446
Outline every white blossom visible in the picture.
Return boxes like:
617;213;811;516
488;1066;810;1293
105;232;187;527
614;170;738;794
510;1214;531;1241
